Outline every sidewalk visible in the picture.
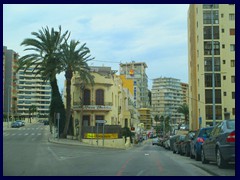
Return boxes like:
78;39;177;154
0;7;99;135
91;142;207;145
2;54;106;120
48;136;131;150
48;135;151;150
48;136;94;147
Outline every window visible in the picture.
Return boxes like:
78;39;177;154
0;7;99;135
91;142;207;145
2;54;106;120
230;44;235;51
203;10;219;24
83;89;91;105
204;41;220;55
125;118;128;127
232;92;235;99
221;28;224;33
223;92;227;96
203;4;219;9
231;76;235;83
230;29;235;35
82;115;90;126
221;13;224;18
232;108;235;116
205;89;221;104
222;44;225;49
223;76;226;80
229;13;235;20
222;60;226;64
203;26;219;39
204;57;220;71
96;89;104;105
205;73;221;87
231;60;235;67
224;108;227;112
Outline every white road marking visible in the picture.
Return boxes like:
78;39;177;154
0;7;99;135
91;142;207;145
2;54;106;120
137;170;145;176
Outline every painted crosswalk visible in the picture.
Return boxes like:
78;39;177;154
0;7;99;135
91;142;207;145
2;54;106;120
3;126;49;138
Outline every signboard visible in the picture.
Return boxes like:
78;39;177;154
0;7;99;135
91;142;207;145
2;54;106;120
84;133;118;139
96;120;107;124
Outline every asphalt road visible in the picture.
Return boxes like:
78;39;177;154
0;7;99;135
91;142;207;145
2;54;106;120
3;123;235;176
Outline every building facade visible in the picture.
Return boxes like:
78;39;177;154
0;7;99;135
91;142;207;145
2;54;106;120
119;61;150;108
151;77;184;126
188;4;235;130
17;65;51;121
71;66;139;136
3;46;19;119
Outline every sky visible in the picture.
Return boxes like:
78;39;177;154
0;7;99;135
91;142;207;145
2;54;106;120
3;4;189;91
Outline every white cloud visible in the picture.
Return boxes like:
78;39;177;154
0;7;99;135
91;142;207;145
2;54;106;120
3;4;190;90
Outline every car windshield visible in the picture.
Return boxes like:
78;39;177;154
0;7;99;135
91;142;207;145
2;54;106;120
227;120;235;130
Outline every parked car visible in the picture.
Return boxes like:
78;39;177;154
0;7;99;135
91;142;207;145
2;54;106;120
11;121;21;128
201;119;235;168
180;130;196;157
190;126;214;161
173;135;186;154
170;135;180;151
43;120;49;125
163;136;171;150
152;137;160;146
16;120;25;126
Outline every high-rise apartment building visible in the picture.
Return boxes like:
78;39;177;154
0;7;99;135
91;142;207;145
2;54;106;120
17;65;51;121
119;61;150;108
151;77;184;125
188;4;235;130
3;46;18;119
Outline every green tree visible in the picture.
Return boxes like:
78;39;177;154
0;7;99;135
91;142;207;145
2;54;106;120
154;115;161;135
59;40;94;139
18;26;70;135
177;103;189;125
28;105;37;123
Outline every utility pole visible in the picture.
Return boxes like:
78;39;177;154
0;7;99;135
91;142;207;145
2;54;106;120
211;4;216;126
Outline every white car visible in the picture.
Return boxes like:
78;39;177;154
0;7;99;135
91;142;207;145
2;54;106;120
152;138;160;145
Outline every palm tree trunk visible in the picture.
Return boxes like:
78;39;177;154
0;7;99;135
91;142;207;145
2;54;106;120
50;77;66;138
62;70;73;138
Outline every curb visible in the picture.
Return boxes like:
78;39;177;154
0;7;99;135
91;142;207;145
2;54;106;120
48;137;132;150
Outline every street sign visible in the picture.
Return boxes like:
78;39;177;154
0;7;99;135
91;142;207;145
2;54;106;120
96;120;107;124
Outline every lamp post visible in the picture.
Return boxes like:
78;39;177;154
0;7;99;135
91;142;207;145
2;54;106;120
211;4;216;126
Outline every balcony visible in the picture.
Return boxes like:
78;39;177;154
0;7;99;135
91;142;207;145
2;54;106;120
73;101;112;111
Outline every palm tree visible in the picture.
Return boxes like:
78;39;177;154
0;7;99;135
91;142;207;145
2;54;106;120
177;103;189;125
59;40;94;139
18;26;70;135
28;105;37;123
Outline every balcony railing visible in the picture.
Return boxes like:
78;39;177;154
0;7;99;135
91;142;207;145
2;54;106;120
73;101;112;111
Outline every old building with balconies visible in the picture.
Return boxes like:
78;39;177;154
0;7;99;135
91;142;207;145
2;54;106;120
71;66;138;137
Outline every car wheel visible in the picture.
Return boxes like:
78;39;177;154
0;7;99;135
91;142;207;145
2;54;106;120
190;150;194;159
201;148;209;164
216;147;227;168
195;150;200;161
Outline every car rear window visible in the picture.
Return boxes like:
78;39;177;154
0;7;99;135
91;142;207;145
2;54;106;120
199;128;213;137
227;120;235;130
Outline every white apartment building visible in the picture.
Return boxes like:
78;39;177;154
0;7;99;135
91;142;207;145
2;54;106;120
151;77;184;125
17;65;51;121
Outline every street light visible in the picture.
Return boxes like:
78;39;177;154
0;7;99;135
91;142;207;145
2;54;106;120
211;4;216;126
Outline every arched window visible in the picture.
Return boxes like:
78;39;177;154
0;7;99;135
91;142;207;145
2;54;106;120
83;89;90;105
96;89;104;105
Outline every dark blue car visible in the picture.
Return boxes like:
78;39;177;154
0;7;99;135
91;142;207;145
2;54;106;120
201;119;235;168
190;126;214;161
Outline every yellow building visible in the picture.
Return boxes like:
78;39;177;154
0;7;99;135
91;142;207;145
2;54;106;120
138;108;151;130
188;4;235;129
71;66;138;137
